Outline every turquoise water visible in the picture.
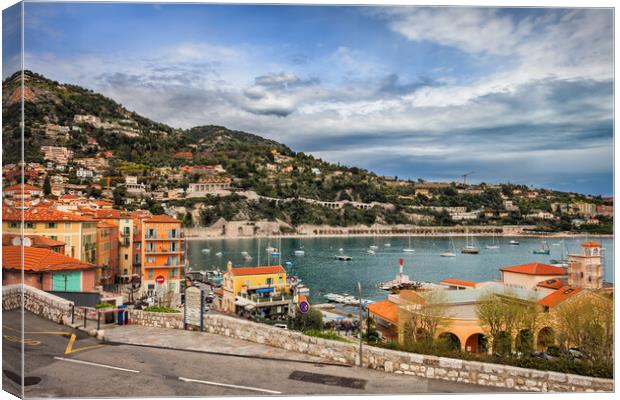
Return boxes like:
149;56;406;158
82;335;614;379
186;236;614;303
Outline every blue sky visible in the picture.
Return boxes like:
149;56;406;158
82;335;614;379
3;3;614;195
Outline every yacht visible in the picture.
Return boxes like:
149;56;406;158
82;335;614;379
294;249;305;256
461;229;480;254
441;237;457;257
485;234;500;249
533;239;550;255
403;235;415;252
201;248;211;254
509;240;520;245
384;243;391;247
369;245;379;250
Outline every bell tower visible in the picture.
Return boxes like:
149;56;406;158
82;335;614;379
568;241;603;289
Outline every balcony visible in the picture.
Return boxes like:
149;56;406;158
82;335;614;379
242;283;287;292
144;236;185;241
145;249;183;254
238;292;293;305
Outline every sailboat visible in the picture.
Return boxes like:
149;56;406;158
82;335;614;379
403;235;415;253
294;239;305;256
440;237;457;257
533;239;550;255
485;234;500;249
550;239;568;267
461;229;480;254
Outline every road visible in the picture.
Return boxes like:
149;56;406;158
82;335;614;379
3;310;501;397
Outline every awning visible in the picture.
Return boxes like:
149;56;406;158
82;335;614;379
255;288;274;293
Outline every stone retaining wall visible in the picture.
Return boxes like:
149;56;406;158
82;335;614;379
3;284;74;324
126;308;613;392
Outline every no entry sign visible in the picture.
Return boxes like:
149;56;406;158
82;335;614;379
155;275;165;284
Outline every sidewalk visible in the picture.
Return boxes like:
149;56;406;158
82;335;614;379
101;325;342;366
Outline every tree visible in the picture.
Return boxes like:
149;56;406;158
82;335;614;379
399;290;450;344
290;308;323;332
43;175;51;196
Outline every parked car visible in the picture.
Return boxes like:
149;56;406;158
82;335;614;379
273;324;288;330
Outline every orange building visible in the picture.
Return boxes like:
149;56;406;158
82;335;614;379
139;214;185;297
2;246;98;292
96;221;119;285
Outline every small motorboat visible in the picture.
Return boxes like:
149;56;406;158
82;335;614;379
294;249;305;256
402;248;415;253
509;240;520;245
369;245;379;250
201;249;211;254
367;249;376;255
215;251;223;257
440;252;456;257
243;255;252;261
461;246;480;254
240;251;249;256
335;255;352;261
384;243;391;247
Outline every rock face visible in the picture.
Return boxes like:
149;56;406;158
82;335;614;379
4;285;613;393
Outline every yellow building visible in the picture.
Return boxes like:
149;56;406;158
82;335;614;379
3;204;97;263
221;262;293;319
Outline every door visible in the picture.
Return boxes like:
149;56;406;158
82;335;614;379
52;271;82;292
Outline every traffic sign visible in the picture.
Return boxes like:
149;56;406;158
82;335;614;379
155;275;165;284
299;300;310;314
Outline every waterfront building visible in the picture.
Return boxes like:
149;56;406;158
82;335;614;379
568;241;604;290
96;221;119;285
499;263;567;291
139;214;185;297
3;204;97;263
221;262;294;319
2;246;98;292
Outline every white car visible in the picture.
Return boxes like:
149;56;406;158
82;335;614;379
273;324;288;330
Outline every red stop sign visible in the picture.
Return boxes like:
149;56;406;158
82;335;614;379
155;275;165;284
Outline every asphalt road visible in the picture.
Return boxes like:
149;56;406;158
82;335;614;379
2;310;502;397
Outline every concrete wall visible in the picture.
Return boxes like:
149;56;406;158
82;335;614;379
126;307;612;393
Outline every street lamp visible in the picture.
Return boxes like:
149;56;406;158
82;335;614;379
357;281;363;367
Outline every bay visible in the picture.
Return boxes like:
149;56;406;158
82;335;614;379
187;236;614;303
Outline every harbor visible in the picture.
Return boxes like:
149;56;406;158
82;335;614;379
186;235;614;303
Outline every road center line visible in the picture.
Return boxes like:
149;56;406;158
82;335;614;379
53;356;140;373
178;377;282;394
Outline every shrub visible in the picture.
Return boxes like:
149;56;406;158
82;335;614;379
143;305;179;313
95;302;114;309
304;330;351;343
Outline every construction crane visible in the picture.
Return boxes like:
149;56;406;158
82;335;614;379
462;172;474;185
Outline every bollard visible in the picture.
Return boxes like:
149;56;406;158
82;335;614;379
83;308;87;328
97;312;101;330
71;305;75;324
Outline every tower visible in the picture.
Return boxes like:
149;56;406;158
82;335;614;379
568;241;603;289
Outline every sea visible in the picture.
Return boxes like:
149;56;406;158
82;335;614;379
186;236;614;303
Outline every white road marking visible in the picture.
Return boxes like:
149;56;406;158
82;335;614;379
178;376;282;394
53;356;140;373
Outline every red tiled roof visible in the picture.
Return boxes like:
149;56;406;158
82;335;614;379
367;300;399;324
500;263;567;276
440;278;477;288
2;234;65;248
536;278;566;290
582;241;602;247
59;194;79;199
97;221;117;228
95;209;123;219
144;214;180;223
230;265;286;276
3;184;42;192
2;246;96;272
538;286;583;308
3;204;95;222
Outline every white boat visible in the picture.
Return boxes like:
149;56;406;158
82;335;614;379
201;249;211;254
369;245;379;250
509;240;520;245
324;293;344;302
403;235;415;252
485;234;500;249
294;250;305;256
215;251;223;257
367;249;376;255
384;243;391;247
461;229;480;254
243;255;252;261
240;251;249;256
335;255;352;261
440;252;456;257
266;245;276;253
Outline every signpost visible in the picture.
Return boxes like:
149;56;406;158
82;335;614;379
155;275;165;284
299;299;310;314
357;281;363;367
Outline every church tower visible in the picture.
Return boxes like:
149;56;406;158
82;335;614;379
568;241;603;289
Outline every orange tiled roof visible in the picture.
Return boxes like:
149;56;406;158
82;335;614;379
230;265;286;276
582;241;602;247
3;204;95;222
2;234;65;248
538;286;583;308
97;221;117;228
2;246;95;272
440;278;477;288
3;184;42;192
500;262;567;276
536;278;566;290
144;214;180;223
367;300;399;324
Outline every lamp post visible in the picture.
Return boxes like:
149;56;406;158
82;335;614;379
357;281;363;367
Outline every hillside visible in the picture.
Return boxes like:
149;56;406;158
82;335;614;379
1;71;612;233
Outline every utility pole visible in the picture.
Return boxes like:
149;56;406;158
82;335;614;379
357;281;363;367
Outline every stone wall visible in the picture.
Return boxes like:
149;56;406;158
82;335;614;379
125;308;613;393
3;284;74;324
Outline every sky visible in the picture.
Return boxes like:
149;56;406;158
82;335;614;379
2;3;614;195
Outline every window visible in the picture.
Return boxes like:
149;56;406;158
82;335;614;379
266;277;273;286
9;222;18;228
25;222;35;229
278;276;283;284
148;270;153;279
65;223;71;229
124;254;128;260
45;222;57;229
147;256;155;264
171;268;178;278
